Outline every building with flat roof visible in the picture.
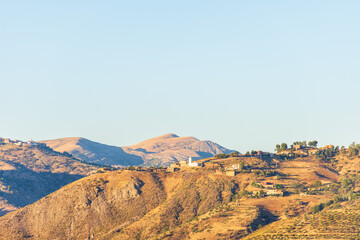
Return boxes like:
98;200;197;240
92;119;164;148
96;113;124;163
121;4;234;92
188;157;201;167
225;169;236;176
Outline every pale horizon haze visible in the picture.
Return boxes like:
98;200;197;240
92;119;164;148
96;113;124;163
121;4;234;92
1;1;360;152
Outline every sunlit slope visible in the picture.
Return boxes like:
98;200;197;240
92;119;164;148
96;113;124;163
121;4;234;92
0;170;258;240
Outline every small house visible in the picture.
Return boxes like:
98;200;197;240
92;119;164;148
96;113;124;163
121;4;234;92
261;182;274;188
179;160;188;167
225;169;236;176
167;167;180;172
266;189;283;196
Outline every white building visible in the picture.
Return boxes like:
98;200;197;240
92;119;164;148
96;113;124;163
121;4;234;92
188;157;201;167
27;140;38;146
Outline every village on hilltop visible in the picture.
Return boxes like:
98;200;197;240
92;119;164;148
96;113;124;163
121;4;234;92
120;140;359;201
0;138;44;147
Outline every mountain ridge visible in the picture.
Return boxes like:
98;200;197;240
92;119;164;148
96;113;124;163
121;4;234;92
41;134;234;167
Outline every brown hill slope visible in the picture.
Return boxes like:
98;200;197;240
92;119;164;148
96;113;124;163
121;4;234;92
244;197;360;240
123;133;233;166
0;143;98;216
0;169;262;240
41;134;233;167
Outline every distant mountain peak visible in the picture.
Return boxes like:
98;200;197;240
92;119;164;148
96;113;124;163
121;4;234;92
41;134;234;167
152;133;179;140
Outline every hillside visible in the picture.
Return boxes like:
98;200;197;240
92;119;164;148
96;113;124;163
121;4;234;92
0;170;247;239
244;198;360;239
0;142;98;216
42;134;233;167
1;150;358;239
41;137;143;166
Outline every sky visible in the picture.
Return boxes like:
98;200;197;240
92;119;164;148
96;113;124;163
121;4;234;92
1;1;360;153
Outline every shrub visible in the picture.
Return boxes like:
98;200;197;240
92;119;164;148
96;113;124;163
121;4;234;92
214;154;229;159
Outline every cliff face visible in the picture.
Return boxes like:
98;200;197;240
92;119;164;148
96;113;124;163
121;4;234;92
0;170;239;240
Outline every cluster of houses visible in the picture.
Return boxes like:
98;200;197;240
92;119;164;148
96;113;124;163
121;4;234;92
167;157;203;172
0;138;43;147
222;164;246;176
252;181;284;196
277;145;335;157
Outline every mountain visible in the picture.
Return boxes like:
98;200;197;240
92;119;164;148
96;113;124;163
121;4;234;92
41;134;233;167
123;133;233;166
0;141;98;216
41;137;144;166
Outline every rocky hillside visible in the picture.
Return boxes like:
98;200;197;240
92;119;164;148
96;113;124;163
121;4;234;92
0;170;248;240
0;142;98;216
41;134;233;167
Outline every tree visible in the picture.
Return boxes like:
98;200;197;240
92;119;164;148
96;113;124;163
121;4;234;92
348;142;360;157
275;143;288;153
275;144;281;152
308;140;318;148
240;161;245;170
214;154;229;159
230;151;240;157
281;143;288;151
313;180;322;188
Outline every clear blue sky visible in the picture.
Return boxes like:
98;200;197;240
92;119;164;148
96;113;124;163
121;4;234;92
1;1;359;152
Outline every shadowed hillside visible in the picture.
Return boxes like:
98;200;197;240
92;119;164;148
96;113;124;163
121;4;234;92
41;137;144;166
0;143;98;215
0;170;244;239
